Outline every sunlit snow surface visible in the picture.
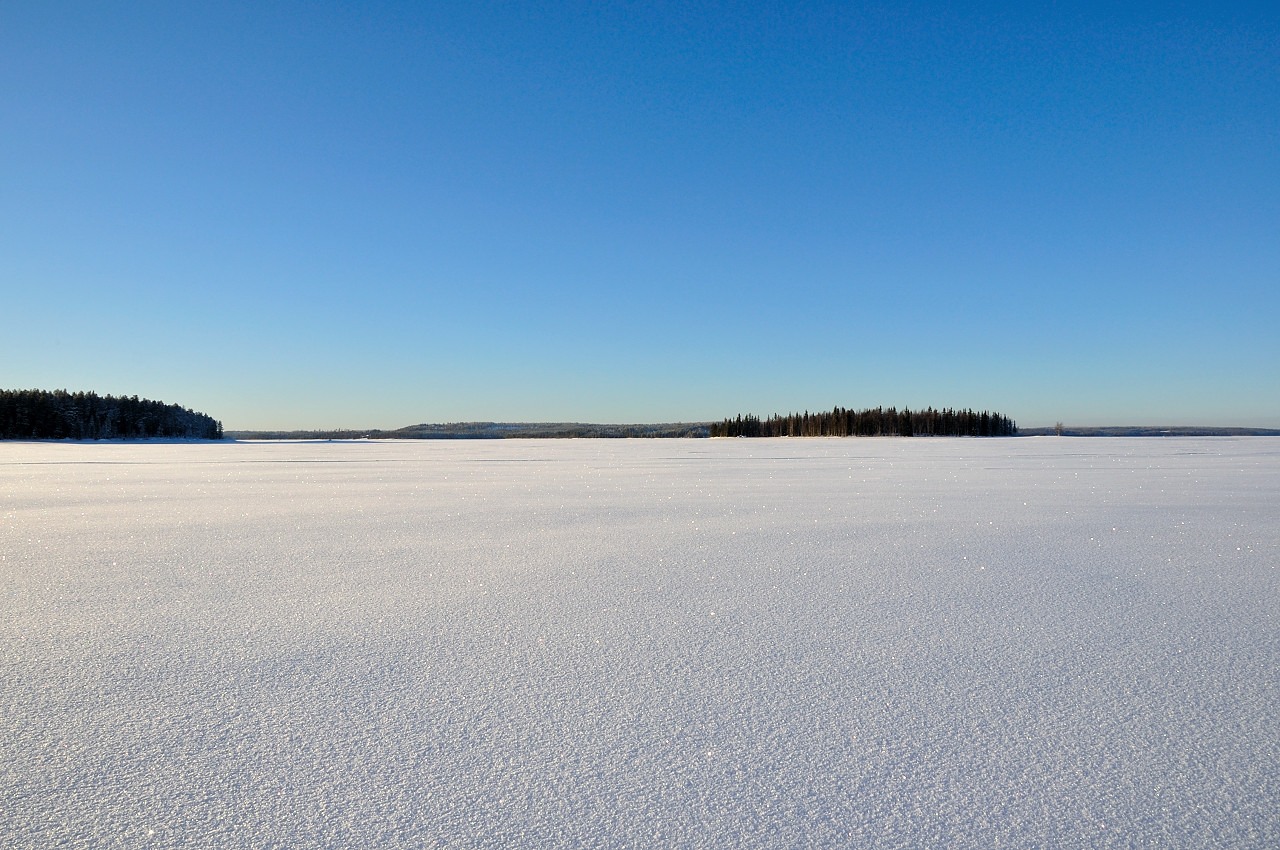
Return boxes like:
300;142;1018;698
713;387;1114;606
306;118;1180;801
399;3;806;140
3;437;1278;848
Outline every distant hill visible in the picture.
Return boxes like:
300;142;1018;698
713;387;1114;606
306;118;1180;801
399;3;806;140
1;389;223;440
1017;426;1280;437
227;422;713;440
393;422;711;439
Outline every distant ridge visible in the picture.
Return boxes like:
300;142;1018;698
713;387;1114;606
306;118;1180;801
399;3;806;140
227;422;712;440
1017;426;1280;437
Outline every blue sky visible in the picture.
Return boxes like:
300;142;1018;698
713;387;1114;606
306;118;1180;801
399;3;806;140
3;1;1277;429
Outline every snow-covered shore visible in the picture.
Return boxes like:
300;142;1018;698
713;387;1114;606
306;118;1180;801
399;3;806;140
3;437;1277;848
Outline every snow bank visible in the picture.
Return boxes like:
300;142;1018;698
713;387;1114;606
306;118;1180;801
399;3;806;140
3;438;1277;848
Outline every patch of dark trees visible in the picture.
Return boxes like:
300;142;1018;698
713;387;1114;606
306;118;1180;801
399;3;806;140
0;389;223;440
712;407;1017;438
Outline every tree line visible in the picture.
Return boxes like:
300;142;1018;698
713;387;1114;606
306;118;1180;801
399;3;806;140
711;406;1017;438
0;389;223;440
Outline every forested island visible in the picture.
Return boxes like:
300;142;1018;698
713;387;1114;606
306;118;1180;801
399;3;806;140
0;389;223;440
712;407;1017;437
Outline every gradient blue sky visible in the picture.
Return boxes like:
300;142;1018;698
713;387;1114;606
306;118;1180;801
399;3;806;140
3;2;1277;429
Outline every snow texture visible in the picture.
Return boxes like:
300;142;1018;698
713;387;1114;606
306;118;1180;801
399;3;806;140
3;437;1278;849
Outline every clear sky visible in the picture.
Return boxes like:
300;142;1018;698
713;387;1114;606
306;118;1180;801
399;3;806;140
3;2;1277;430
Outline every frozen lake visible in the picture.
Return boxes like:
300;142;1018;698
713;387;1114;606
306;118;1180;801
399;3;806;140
3;437;1278;848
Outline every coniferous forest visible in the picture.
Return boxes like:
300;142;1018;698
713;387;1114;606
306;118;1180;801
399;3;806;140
711;407;1017;438
0;389;223;440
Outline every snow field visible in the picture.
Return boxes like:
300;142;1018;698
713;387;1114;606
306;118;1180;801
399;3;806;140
2;437;1278;848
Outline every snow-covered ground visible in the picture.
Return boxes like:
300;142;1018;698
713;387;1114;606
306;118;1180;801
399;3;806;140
3;437;1277;849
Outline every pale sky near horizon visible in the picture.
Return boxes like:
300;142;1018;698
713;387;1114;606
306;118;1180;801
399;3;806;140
3;2;1277;430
